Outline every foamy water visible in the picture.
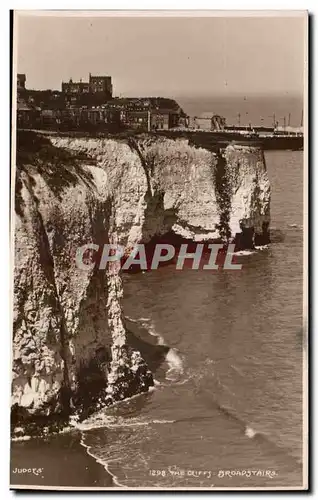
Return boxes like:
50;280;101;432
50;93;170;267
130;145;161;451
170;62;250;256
126;315;185;382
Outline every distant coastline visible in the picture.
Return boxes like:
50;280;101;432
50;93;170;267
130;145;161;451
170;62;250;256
177;94;303;128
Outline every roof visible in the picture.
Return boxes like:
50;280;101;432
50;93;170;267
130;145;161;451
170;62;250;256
90;75;111;79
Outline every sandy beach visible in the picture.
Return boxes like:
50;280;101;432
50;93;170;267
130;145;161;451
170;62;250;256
10;431;113;489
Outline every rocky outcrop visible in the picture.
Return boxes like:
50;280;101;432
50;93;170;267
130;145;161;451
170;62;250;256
12;131;270;430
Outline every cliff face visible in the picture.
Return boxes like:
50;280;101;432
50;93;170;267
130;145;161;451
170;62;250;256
49;136;270;246
12;132;270;428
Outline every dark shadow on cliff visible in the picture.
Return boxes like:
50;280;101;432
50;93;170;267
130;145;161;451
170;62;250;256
15;130;96;217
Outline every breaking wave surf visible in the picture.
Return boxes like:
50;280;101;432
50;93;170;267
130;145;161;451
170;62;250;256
125;315;185;382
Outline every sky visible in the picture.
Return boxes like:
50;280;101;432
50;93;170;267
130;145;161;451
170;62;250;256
16;12;306;98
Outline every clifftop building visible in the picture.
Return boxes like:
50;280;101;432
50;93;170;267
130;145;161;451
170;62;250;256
16;72;188;132
61;73;113;105
61;79;90;95
88;74;112;95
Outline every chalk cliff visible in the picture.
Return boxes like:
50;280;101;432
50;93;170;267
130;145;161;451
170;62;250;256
12;132;270;430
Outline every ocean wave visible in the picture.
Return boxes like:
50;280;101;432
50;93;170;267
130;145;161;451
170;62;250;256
11;435;32;442
75;411;176;432
126;315;185;383
255;244;269;251
12;423;75;441
79;436;125;488
245;425;257;438
77;355;301;487
126;315;166;346
231;245;269;256
125;316;152;323
165;348;185;381
233;250;255;256
287;223;303;230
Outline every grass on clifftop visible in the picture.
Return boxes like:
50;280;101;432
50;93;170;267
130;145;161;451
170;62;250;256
15;130;96;217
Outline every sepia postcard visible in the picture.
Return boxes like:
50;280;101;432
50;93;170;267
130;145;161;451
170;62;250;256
10;10;308;490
